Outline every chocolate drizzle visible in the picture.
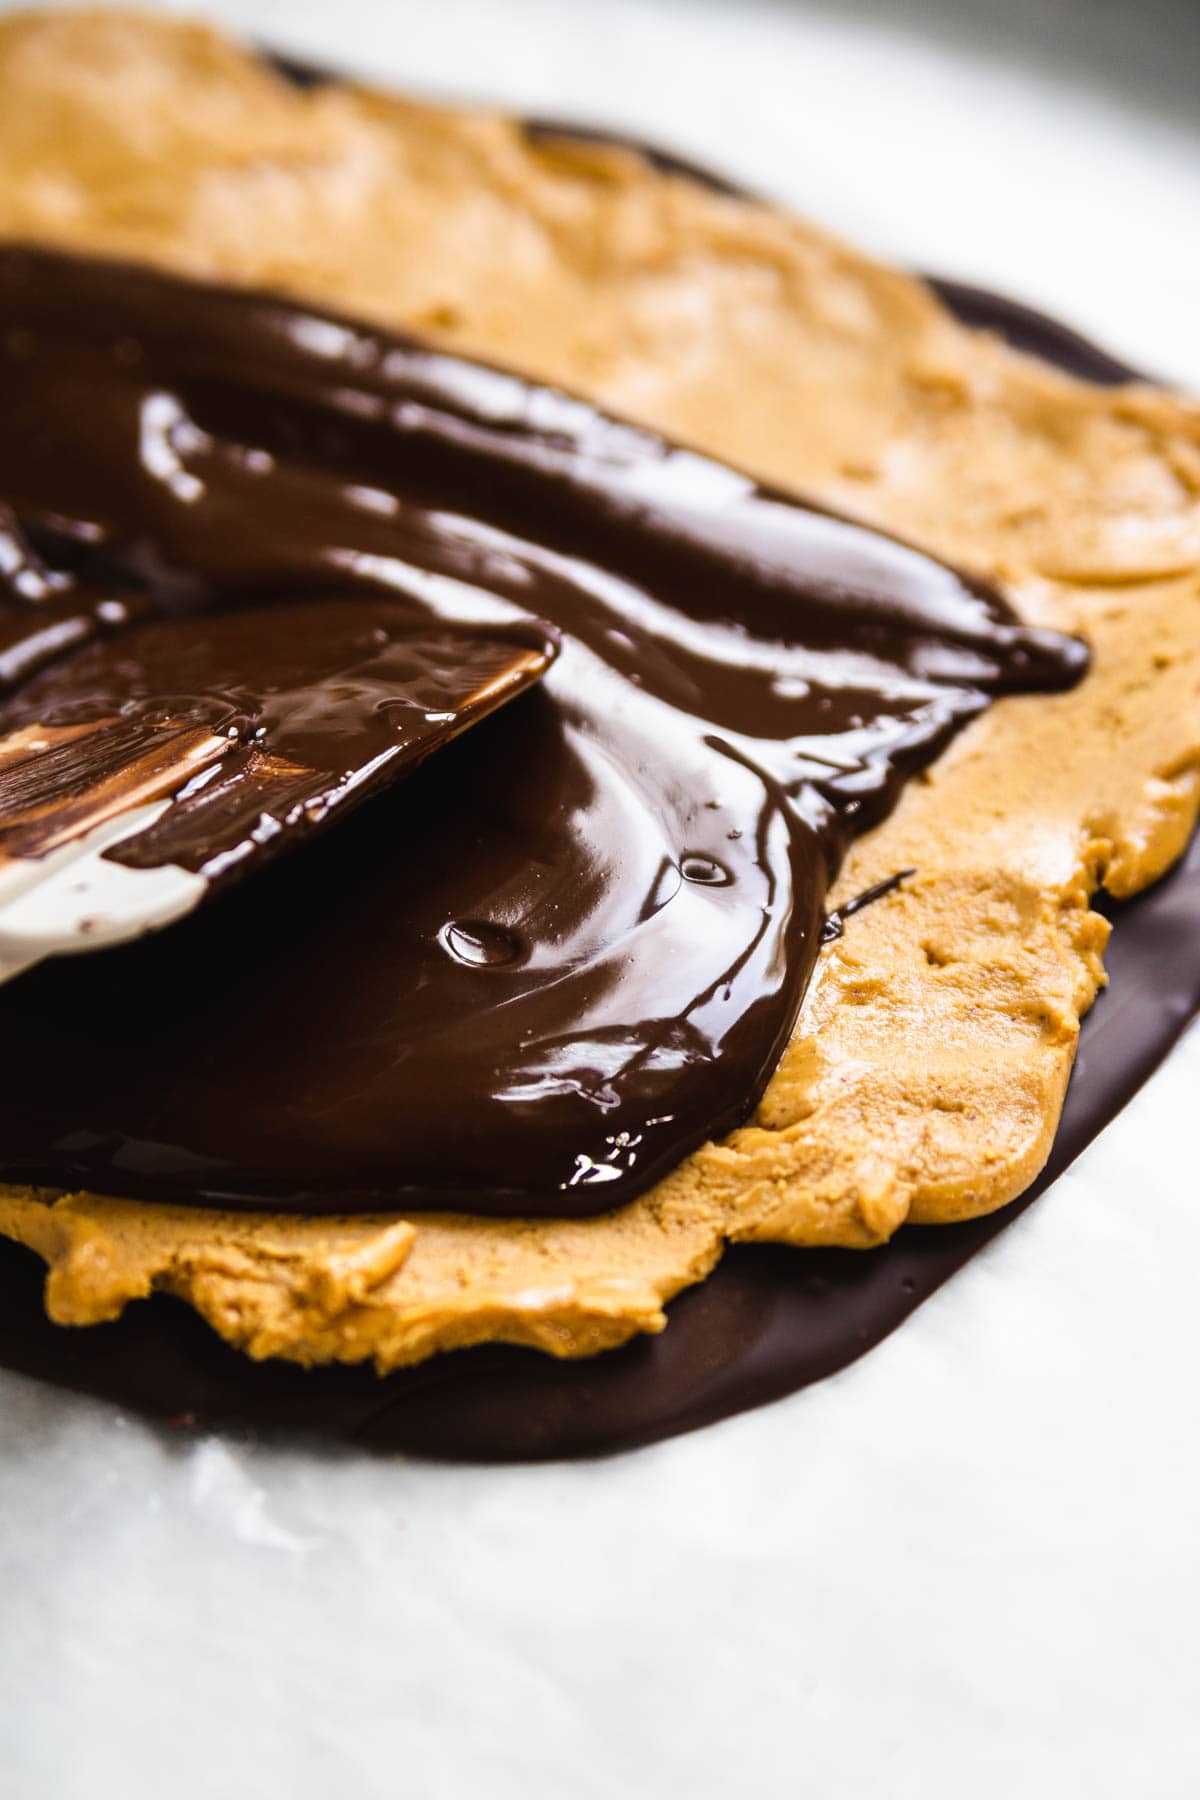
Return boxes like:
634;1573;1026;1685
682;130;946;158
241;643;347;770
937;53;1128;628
821;868;916;946
0;246;1082;1217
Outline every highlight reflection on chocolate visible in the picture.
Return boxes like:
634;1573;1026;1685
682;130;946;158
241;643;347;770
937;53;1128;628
0;604;556;881
0;820;1194;1462
0;247;1084;1218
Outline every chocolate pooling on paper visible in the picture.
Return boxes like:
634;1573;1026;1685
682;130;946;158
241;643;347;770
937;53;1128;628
0;247;1084;1216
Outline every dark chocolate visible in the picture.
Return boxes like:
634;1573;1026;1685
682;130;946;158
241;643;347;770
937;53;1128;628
0;85;1190;1458
0;818;1194;1461
0;602;554;882
0;246;1081;1217
821;868;916;946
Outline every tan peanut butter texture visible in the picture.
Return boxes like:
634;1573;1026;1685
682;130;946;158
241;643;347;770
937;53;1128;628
0;10;1197;1373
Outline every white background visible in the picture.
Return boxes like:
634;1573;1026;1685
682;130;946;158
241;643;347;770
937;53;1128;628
1;3;1198;1795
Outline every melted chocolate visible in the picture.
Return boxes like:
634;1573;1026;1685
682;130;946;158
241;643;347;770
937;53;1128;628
821;867;915;945
0;602;554;882
0;816;1194;1460
0;246;1081;1216
0;80;1189;1455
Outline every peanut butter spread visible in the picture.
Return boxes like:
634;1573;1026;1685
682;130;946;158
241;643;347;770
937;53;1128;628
0;9;1196;1372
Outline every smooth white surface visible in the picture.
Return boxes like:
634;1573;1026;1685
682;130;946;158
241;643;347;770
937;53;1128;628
1;4;1198;1795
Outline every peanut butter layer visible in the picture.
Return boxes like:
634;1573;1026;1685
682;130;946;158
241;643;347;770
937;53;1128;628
0;10;1196;1371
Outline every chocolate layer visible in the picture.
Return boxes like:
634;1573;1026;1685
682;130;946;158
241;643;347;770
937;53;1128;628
0;247;1081;1217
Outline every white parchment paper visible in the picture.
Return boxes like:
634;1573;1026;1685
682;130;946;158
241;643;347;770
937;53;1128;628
1;3;1198;1794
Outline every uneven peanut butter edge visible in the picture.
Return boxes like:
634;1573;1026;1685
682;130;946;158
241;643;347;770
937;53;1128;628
0;9;1196;1373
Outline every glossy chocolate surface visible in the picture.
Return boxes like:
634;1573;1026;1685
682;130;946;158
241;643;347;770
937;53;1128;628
0;815;1194;1460
0;601;554;882
0;246;1082;1216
